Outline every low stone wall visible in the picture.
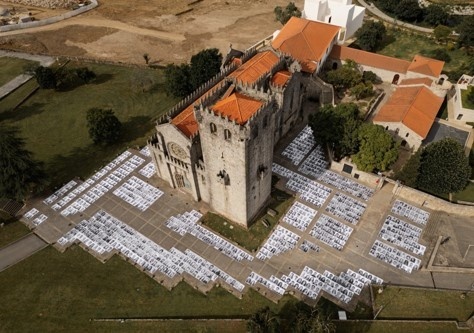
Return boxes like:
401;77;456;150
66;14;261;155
394;184;474;217
0;0;97;32
330;159;380;188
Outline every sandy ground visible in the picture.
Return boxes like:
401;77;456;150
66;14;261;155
0;0;304;64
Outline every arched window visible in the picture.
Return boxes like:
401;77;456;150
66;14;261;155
210;123;217;134
392;74;400;85
224;129;232;141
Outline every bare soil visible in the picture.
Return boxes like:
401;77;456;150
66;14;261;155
0;0;304;64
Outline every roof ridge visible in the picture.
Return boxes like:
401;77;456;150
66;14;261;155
234;93;244;122
402;87;424;122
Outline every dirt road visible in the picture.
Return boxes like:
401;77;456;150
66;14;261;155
0;0;303;64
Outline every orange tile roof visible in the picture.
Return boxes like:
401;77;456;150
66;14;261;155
212;92;263;125
271;70;291;87
399;77;433;86
330;45;411;73
374;86;443;138
228;51;279;85
272;17;340;73
407;55;444;78
171;82;225;137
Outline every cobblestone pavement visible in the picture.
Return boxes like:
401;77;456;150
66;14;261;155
14;130;474;310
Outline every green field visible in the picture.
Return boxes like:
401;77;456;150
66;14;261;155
0;219;30;249
336;320;462;333
0;63;177;188
377;29;470;75
0;56;38;87
0;245;298;333
201;187;294;252
373;286;474;321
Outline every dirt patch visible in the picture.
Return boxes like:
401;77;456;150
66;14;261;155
0;0;303;64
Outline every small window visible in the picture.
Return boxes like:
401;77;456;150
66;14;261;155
385;126;389;130
210;123;217;134
405;133;409;138
224;129;232;141
457;114;463;120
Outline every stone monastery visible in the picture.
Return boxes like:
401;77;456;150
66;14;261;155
148;14;448;228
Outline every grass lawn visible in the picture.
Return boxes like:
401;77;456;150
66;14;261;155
0;63;177;188
201;187;294;252
336;321;462;333
460;86;474;110
0;219;30;249
373;286;474;321
454;182;474;202
0;56;38;87
0;245;298;333
376;29;470;74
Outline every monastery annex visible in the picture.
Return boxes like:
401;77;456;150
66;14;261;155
148;14;451;228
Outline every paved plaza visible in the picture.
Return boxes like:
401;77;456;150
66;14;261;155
18;127;474;309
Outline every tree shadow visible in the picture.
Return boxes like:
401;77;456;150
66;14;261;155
0;102;46;122
92;73;114;85
379;34;397;50
119;115;153;143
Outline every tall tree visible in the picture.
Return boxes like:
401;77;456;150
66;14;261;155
355;21;387;52
457;15;474;49
417;138;471;194
0;125;47;200
189;48;222;90
309;103;362;160
34;66;56;89
325;61;363;92
247;307;280;333
86;108;122;145
424;5;449;26
394;149;421;187
292;305;336;333
274;2;301;25
352;123;399;172
394;0;423;22
164;63;193;98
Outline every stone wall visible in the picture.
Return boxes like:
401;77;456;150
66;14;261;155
0;0;97;32
3;0;77;9
394;184;474;217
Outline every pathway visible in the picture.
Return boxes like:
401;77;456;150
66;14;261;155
0;50;55;100
358;0;433;34
0;233;48;272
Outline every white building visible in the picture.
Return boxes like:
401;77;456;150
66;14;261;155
452;74;474;122
302;0;365;42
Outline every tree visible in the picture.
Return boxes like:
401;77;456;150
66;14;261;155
377;0;398;13
75;67;96;84
143;53;150;65
274;2;301;25
417;138;471;194
350;82;374;100
164;63;193;98
247;307;280;333
292;306;336;333
189;48;222;90
355;21;387;52
325;61;362;91
457;15;474;49
309;103;362;159
352;123;399;172
433;25;452;44
34;66;56;89
86;108;122;144
424;5;449;26
394;0;423;22
0;125;47;200
362;70;381;84
394;149;421;187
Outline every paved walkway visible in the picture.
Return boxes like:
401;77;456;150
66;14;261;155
358;0;433;34
0;233;48;272
0;51;55;100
